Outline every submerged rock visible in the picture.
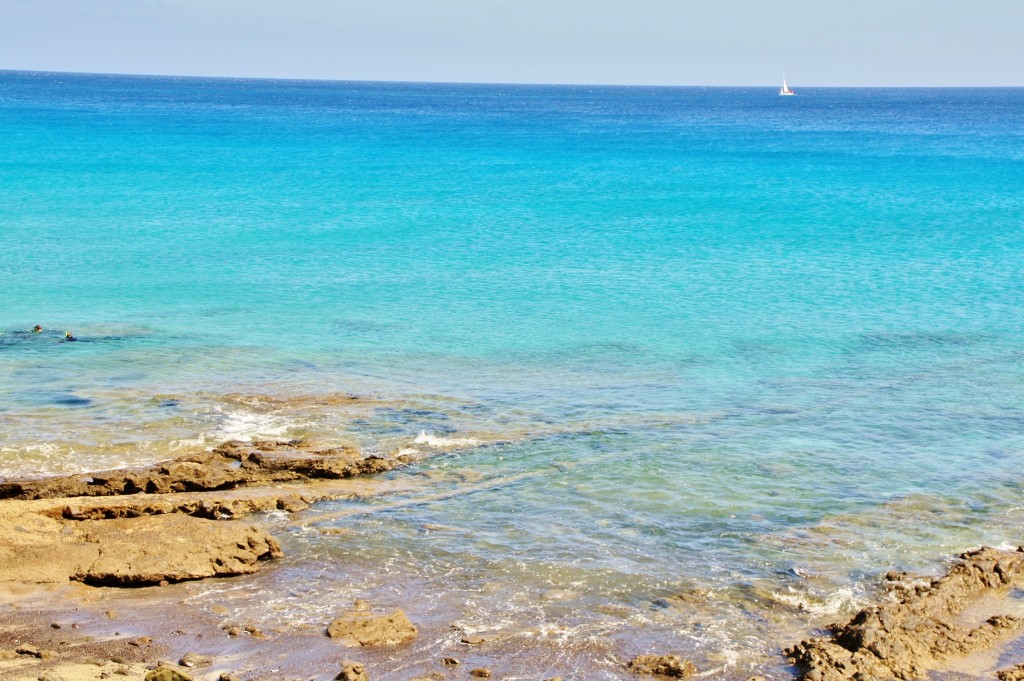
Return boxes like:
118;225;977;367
327;607;418;646
628;654;697;678
786;546;1024;681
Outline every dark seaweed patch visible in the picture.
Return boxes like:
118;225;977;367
52;394;92;407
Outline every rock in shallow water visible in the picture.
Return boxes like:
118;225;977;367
179;652;213;668
326;608;417;646
145;668;194;681
0;438;408;588
999;664;1024;681
786;546;1024;681
335;660;369;681
73;514;282;586
628;654;697;678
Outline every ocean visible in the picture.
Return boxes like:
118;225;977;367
1;71;1023;678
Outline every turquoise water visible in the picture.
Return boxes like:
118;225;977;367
2;72;1024;677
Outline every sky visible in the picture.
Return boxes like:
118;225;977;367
1;0;1022;86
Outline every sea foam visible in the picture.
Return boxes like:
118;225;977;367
413;431;481;448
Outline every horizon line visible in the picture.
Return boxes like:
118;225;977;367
2;68;1022;90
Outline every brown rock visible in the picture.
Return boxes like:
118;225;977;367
70;514;282;586
15;643;39;656
0;438;413;589
441;657;460;666
460;635;486;645
469;669;491;678
219;674;244;681
336;660;369;681
786;546;1024;681
628;654;697;678
129;636;153;646
243;624;268;639
0;508;285;587
327;608;417;646
999;664;1024;681
179;652;213;667
145;668;195;681
0;440;386;502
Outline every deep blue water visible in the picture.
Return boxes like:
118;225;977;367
2;72;1023;676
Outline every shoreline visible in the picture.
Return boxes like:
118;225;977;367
4;440;1024;680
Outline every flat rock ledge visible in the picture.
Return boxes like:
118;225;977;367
785;546;1024;681
0;439;403;502
0;439;411;586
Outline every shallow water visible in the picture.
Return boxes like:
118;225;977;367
1;73;1023;676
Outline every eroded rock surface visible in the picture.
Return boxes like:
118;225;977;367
0;439;406;502
0;511;280;586
79;515;282;586
785;546;1024;680
145;668;195;681
999;664;1024;681
628;654;697;678
0;439;408;586
327;608;418;646
335;660;370;681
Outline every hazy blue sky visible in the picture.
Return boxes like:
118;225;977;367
2;0;1022;86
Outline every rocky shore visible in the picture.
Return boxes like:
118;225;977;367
786;546;1024;681
0;440;410;586
5;439;1024;680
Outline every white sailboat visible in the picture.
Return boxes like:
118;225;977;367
779;75;795;96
